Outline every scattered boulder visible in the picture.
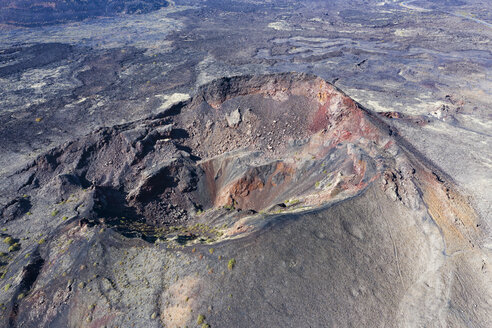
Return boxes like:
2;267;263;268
225;108;241;128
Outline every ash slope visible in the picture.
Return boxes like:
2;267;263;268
0;73;490;327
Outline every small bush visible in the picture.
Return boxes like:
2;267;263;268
197;314;205;325
8;243;20;252
228;258;236;271
51;209;59;217
3;237;13;245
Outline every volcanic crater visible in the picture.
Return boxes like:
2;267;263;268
1;72;480;245
0;73;489;327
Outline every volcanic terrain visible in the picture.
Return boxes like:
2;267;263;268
1;0;492;327
0;72;490;327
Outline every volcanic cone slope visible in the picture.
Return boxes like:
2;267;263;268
0;73;490;327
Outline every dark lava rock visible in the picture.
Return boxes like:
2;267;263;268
0;0;170;27
0;43;73;78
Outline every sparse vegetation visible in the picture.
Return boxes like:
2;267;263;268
228;258;236;270
197;314;205;325
51;209;59;217
3;237;13;245
4;284;11;291
284;199;300;206
8;243;20;252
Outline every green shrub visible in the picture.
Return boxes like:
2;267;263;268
8;243;20;252
3;237;13;245
228;258;236;271
197;314;205;325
